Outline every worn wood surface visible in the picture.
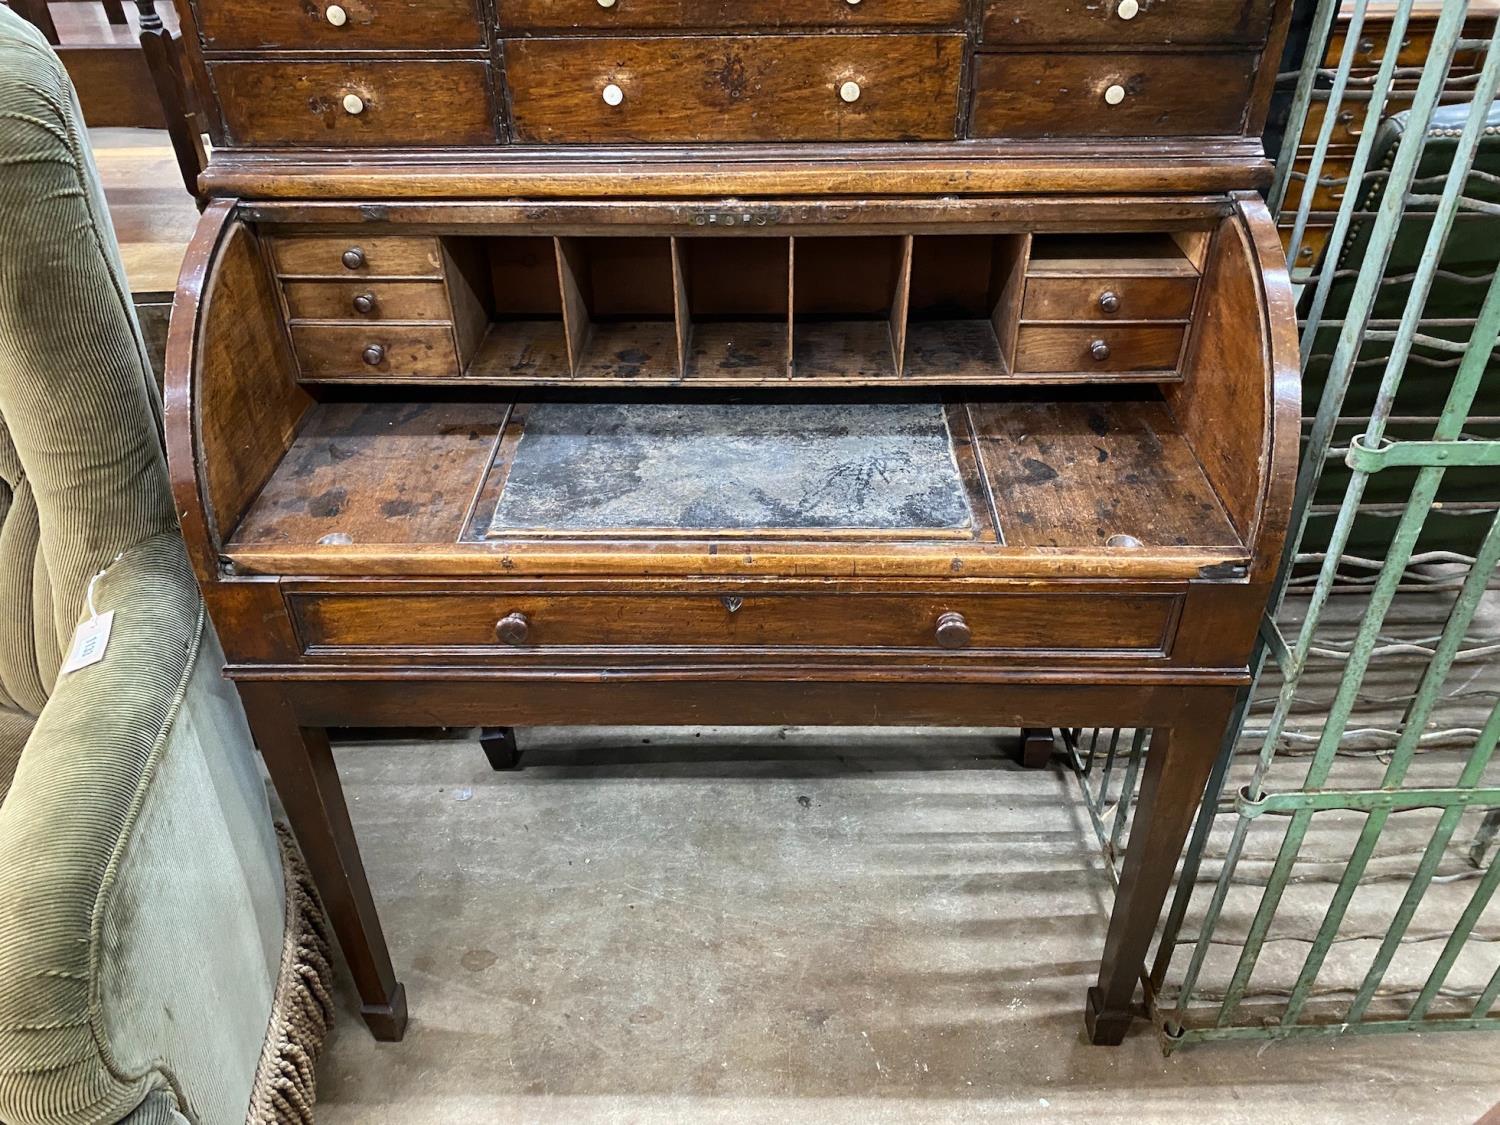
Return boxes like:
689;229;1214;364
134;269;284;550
232;400;506;547
196;0;484;49
1012;325;1186;375
291;588;1178;655
505;34;964;143
970;399;1241;551
1021;275;1197;322
971;51;1256;139
271;235;443;278
212;60;497;147
282;279;452;322
981;0;1273;46
497;0;964;30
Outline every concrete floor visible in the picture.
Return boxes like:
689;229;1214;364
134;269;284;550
312;728;1500;1124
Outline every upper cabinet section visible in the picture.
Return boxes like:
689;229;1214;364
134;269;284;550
183;0;1290;152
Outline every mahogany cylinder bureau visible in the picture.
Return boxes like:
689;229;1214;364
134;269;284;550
163;0;1300;1046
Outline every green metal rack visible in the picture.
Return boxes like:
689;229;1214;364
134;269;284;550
1069;0;1500;1050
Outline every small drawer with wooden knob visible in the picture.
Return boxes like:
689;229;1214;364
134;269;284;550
1020;276;1198;322
496;0;963;30
288;324;461;379
503;34;963;143
979;0;1273;46
287;589;1181;657
282;280;455;322
270;236;445;280
209;61;497;147
971;52;1257;139
1013;325;1187;376
196;0;484;50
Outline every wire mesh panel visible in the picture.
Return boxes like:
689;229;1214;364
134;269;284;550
1068;0;1500;1050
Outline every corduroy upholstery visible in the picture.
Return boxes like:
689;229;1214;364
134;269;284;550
0;9;327;1123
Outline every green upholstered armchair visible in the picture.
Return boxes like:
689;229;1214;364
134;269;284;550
0;10;333;1124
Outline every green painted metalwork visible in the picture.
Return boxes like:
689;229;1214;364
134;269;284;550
1069;0;1500;1051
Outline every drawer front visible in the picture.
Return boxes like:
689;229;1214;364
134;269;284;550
211;61;496;147
271;236;443;279
291;591;1180;655
505;34;963;143
283;280;454;322
290;324;459;378
971;52;1255;139
499;0;963;30
981;0;1272;46
1013;325;1185;374
196;0;484;50
1021;275;1198;322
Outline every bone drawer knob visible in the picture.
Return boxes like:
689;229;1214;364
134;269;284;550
342;92;365;115
1090;339;1111;361
352;292;376;314
839;80;862;103
602;83;625;107
341;247;365;269
1118;0;1140;19
325;4;347;26
935;611;971;650
361;344;385;366
496;612;532;646
1099;290;1121;313
1104;84;1126;106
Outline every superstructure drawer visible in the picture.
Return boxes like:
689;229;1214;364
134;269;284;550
211;61;497;147
504;34;963;143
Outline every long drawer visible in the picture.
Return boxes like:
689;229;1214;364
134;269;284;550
290;590;1181;655
971;52;1256;139
211;61;498;147
196;0;484;50
504;34;963;143
499;0;963;30
980;0;1272;46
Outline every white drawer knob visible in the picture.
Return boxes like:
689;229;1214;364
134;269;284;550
1104;84;1126;106
325;4;347;25
1118;0;1140;18
839;80;862;103
342;92;365;115
845;0;862;5
602;82;624;107
597;0;616;6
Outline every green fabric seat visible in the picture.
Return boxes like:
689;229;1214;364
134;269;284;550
0;9;332;1123
1299;99;1500;559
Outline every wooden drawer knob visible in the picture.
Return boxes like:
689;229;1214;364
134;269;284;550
361;343;385;366
839;80;862;104
352;292;377;314
1104;84;1127;106
496;612;531;647
1089;339;1111;362
602;83;624;107
342;92;365;115
1117;0;1139;19
325;4;347;26
935;611;971;650
1098;290;1121;314
341;247;365;269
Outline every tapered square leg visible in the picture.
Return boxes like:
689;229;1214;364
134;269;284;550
239;683;408;1041
1086;692;1236;1045
480;726;521;770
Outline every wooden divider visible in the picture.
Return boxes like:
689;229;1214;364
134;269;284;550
442;230;1206;385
